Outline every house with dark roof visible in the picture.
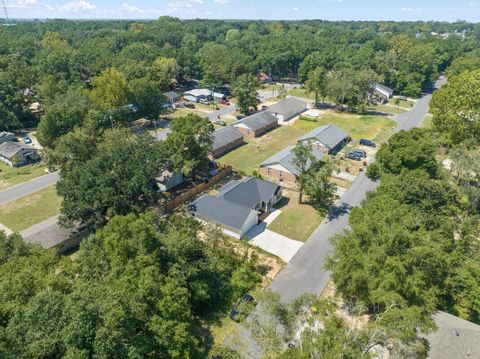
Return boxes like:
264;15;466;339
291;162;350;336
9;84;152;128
297;124;349;154
0;131;15;144
0;142;40;167
266;97;307;122
164;91;180;104
188;177;282;239
260;145;325;183
424;311;480;359
209;126;244;158
233;111;278;138
371;83;394;103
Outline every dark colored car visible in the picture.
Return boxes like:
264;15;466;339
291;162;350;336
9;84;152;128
261;105;268;110
219;99;230;105
346;152;362;161
351;149;367;158
359;139;376;147
230;294;256;323
184;103;195;109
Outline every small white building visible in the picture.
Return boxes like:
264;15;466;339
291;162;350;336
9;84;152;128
371;83;394;103
266;97;307;122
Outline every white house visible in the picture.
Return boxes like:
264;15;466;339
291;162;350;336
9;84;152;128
266;97;307;122
0;142;40;167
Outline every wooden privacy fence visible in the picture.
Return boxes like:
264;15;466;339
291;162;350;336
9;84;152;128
159;164;232;215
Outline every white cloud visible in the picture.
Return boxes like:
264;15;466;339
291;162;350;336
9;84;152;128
400;7;422;12
293;7;299;11
214;0;228;3
57;1;96;13
120;3;142;13
5;0;37;9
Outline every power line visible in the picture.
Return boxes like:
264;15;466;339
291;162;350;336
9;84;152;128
1;0;9;25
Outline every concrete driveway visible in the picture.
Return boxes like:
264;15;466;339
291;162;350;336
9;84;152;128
246;214;304;263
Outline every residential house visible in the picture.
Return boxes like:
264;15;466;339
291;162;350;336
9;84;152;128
188;177;282;239
371;83;394;103
260;145;325;183
164;91;180;104
184;89;213;102
209;126;244;158
233;111;278;138
0;131;15;144
266;97;307;122
297;124;349;155
0;142;40;167
424;311;480;359
156;169;184;192
258;72;272;83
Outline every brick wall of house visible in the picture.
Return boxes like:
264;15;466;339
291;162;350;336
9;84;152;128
210;137;244;158
260;166;297;183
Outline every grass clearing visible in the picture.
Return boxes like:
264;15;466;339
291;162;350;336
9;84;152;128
288;88;314;100
220;111;394;175
421;114;434;129
0;162;48;190
269;190;324;242
0;185;62;232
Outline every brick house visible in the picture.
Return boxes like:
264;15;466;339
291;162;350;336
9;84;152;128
260;145;325;183
266;97;307;122
209;126;244;158
233;111;278;138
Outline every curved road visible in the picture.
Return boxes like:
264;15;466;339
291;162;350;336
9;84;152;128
269;76;447;302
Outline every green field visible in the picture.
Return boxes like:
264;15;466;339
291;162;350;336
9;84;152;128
0;163;48;190
219;112;394;175
0;186;62;232
269;192;325;242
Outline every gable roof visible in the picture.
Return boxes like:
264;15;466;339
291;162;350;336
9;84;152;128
0;142;37;160
220;177;281;209
234;111;278;131
297;124;349;149
266;97;307;116
260;145;325;176
189;177;281;231
424;311;480;359
373;83;394;96
211;126;243;152
0;132;15;140
164;91;180;100
184;89;212;97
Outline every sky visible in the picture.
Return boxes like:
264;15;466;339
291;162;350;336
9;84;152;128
4;0;480;22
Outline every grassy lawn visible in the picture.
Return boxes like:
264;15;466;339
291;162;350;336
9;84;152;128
288;87;314;100
371;103;407;114
0;186;62;232
269;190;324;242
220;112;394;175
421;114;434;128
0;162;48;190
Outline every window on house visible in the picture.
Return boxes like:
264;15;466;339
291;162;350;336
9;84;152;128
267;167;272;174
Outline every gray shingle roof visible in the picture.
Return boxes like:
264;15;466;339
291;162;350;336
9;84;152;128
221;177;281;208
0;142;37;160
260;145;325;176
297;124;349;149
0;132;14;140
164;91;180;100
424;311;480;359
266;97;307;116
189;177;281;231
235;111;278;131
212;126;243;152
373;83;394;96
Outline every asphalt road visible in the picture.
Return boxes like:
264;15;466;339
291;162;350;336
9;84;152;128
258;83;300;101
268;76;447;303
0;171;59;205
206;104;236;120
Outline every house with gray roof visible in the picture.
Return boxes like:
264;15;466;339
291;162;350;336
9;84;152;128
183;89;213;102
0;142;40;167
164;91;180;104
260;145;325;183
371;83;394;103
297;124;349;154
188;177;282;239
0;131;15;144
233;111;278;138
424;311;480;359
209;126;244;158
266;97;307;122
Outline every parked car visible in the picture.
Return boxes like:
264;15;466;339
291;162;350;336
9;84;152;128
235;115;244;120
230;294;257;323
214;119;227;126
23;136;32;144
351;149;367;158
359;139;376;147
346;151;362;161
219;99;230;105
261;105;268;110
184;103;195;109
199;99;210;105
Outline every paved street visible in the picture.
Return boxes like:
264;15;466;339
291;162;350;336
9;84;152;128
258;83;300;101
269;76;447;303
206;104;236;120
0;171;59;205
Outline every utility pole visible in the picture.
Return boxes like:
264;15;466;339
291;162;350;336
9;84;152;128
1;0;9;25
